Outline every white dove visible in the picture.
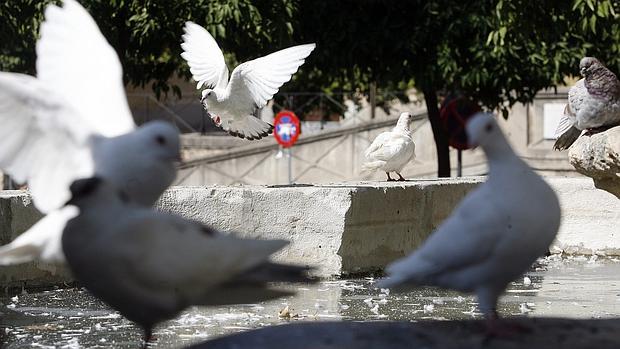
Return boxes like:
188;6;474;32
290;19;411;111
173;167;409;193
554;57;620;150
181;21;316;140
62;177;313;344
361;112;416;181
0;0;180;265
377;113;561;334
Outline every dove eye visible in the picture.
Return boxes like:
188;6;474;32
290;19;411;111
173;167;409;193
485;123;493;133
155;135;167;146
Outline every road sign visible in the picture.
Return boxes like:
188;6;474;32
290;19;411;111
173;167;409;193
274;110;300;148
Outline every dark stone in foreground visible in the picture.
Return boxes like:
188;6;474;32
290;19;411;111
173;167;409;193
187;319;620;349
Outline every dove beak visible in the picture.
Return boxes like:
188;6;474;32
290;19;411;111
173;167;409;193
580;67;586;76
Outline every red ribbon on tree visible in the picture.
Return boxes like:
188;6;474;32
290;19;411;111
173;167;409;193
439;93;481;150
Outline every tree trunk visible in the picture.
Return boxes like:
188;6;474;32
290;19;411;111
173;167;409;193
369;82;377;119
423;89;451;177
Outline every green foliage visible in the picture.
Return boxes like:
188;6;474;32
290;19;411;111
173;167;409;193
1;0;618;111
285;0;619;117
479;0;620;116
0;0;295;98
0;1;57;74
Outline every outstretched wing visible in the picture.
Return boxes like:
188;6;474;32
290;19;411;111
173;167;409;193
0;73;95;213
180;21;229;90
36;0;135;137
227;43;316;110
212;44;315;140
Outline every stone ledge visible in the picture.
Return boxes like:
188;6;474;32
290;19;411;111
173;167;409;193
568;125;620;199
187;319;620;349
157;178;481;277
0;177;618;288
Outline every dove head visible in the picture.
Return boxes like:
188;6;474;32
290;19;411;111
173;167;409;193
466;112;507;151
133;121;181;163
579;57;603;78
395;112;414;131
201;89;217;108
65;177;128;207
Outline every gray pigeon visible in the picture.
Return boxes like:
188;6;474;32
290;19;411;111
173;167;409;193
377;113;561;335
62;177;313;344
554;57;620;150
0;0;180;265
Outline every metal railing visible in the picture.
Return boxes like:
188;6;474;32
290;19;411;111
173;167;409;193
127;90;421;134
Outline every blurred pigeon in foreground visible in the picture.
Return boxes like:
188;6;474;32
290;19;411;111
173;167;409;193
181;22;315;140
361;112;416;181
377;113;561;334
554;57;620;150
0;0;180;265
62;177;313;344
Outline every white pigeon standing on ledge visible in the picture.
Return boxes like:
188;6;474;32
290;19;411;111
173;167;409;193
553;57;620;150
0;0;180;265
362;112;416;181
181;22;316;140
377;113;561;335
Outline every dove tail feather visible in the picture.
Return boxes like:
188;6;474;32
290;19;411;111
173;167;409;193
553;126;582;151
198;287;294;306
361;161;385;174
375;274;412;289
239;262;315;284
0;244;40;265
226;116;273;141
193;262;313;306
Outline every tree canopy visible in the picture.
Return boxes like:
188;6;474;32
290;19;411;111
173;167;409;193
285;0;620;176
1;0;618;176
0;0;295;97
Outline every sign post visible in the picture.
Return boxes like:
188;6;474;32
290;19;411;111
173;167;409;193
273;110;301;184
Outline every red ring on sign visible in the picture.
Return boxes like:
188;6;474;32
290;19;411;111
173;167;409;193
274;110;301;148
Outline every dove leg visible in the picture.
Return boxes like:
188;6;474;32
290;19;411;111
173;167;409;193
386;172;395;181
479;288;530;337
396;172;406;181
477;286;500;322
484;311;531;338
142;327;154;348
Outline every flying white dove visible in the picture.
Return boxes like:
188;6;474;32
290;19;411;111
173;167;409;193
0;0;180;265
377;113;561;334
181;21;316;140
361;112;416;181
62;177;313;344
554;57;620;150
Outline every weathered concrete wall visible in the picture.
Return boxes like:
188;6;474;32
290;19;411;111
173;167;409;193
157;178;481;277
0;177;618;288
0;192;72;291
549;178;620;255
